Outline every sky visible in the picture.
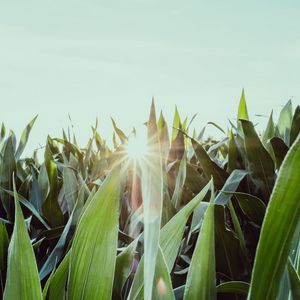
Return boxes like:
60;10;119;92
1;1;300;154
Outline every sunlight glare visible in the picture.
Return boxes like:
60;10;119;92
125;134;149;161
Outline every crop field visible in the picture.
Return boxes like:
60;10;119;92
0;90;299;300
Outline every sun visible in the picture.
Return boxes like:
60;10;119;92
124;134;149;161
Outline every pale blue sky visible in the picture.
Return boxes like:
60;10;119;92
1;1;300;153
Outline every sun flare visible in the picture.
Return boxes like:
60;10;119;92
124;134;149;161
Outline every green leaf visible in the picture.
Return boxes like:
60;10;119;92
215;169;247;205
67;167;122;300
269;137;289;169
128;181;211;298
161;180;212;271
158;111;170;162
248;134;300;299
141;102;164;300
237;88;249;121
15;115;37;159
192;138;228;190
277;99;293;145
171;155;187;210
128;247;175;300
290;105;300;146
262;111;275;146
215;205;247;281
183;181;215;300
111;117;127;144
3;180;42;300
231;192;265;226
0;137;16;218
39;205;74;280
47;251;70;300
240;119;275;202
62;166;78;215
0;221;8;273
227;130;238;173
113;237;139;298
172;106;181;141
216;281;249;295
287;258;300;300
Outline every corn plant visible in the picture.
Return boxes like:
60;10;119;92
0;90;299;300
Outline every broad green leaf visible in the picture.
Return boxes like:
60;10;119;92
192;138;228;190
248;134;300;299
240;119;275;202
15;115;37;159
160;180;211;270
231;192;266;226
237;88;249;121
39;206;74;280
128;181;211;299
3;180;42;300
216;281;249;295
67;167;122;300
287;259;300;300
183;182;215;300
215;169;247;205
128;247;175;300
47;252;70;300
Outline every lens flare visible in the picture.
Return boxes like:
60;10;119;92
124;134;149;161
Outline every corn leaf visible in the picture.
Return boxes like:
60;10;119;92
287;258;300;300
183;181;215;300
3;180;42;300
248;134;300;299
67;167;122;300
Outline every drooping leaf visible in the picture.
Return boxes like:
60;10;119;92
240;119;275;202
192;138;228;190
248;134;300;299
215;169;247;205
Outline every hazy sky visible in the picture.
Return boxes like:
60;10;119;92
1;1;300;154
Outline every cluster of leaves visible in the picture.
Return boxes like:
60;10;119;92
0;90;299;300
